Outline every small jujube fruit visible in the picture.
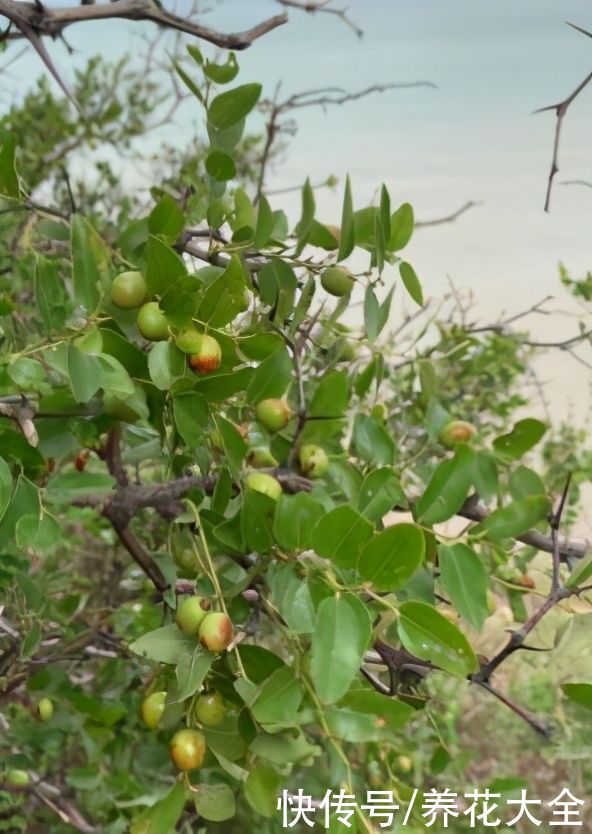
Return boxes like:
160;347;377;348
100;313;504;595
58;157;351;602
169;728;206;771
194;692;226;727
140;691;167;729
188;334;222;375
6;770;30;787
110;270;147;308
371;402;388;422
137;302;169;341
175;328;204;354
320;265;354;297
254;398;291;432
245;471;282;501
298;444;329;479
38;697;54;721
199;612;234;653
175;595;211;636
247;446;279;468
439;420;476;446
74;449;90;472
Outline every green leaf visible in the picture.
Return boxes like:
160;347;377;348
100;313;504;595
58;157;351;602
7;358;44;390
338;685;414;730
70;215;101;312
358;467;405;522
509;465;546;500
174;60;204;102
309;370;349;418
389;202;414;250
561;683;592;710
168;649;212;704
250;666;303;726
258;259;297;323
197;255;247;327
267;562;316;633
273;493;325;553
215;415;247;477
173;392;209;447
398;601;478;678
351;413;395;466
565;551;592;589
45;471;115;504
130;783;187;834
245;766;282;817
399;261;423;306
147;342;185;391
438;544;489;630
0;134;19;197
241;489;275;553
493;418;547;460
337;175;355;261
475;495;550;542
208;83;262;130
129;625;196;665
359;523;425;591
0;457;13;522
206;150;236;182
253;195;274;249
204;52;239;84
416;444;475;525
312;506;374;569
472;451;499;503
310;594;372;703
148;194;184;243
67;345;102;403
295;177;316;254
16;513;61;554
247;345;292;404
146;235;187;296
20;621;42;660
194;783;236;822
34;256;67;333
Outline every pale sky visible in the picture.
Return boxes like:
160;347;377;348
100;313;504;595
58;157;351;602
2;0;592;421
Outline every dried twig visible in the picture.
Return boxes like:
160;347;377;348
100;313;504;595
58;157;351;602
276;0;363;38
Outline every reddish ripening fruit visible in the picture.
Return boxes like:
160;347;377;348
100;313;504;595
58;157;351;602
439;420;476;447
137;302;169;341
175;596;211;636
75;449;90;472
254;398;291;433
245;472;282;501
188;335;222;375
169;728;206;771
110;271;147;309
320;265;354;297
199;612;234;653
518;574;535;590
194;692;226;727
38;698;54;721
298;444;329;479
140;691;167;729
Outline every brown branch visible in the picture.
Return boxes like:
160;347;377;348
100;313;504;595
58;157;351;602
475;681;550;738
276;0;363;38
415;200;480;228
0;1;287;48
536;65;592;212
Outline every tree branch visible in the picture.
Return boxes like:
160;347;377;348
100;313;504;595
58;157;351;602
275;0;363;38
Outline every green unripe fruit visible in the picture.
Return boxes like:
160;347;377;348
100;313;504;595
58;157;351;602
188;334;222;375
371;402;388;422
175;596;211;636
110;271;147;308
174;548;201;578
254;398;291;432
298;444;329;479
175;328;204;354
199;612;234;653
103;391;141;423
169;728;206;771
137;302;169;341
439;420;476;446
38;697;54;721
245;472;282;501
6;770;29;787
195;692;226;727
247;446;279;468
140;691;167;729
320;266;354;297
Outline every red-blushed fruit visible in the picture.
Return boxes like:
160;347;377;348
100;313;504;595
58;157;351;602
199;612;234;653
439;420;476;446
254;398;291;432
245;471;282;501
169;728;206;771
110;271;147;309
320;265;354;297
137;302;169;341
74;449;90;472
140;691;167;729
298;444;329;479
38;698;54;721
518;574;535;590
175;328;203;354
194;692;226;727
188;334;222;375
175;596;211;636
6;770;29;787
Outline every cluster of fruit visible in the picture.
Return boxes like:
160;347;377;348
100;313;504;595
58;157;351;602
140;597;233;772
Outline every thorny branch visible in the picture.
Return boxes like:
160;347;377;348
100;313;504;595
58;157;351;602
275;0;363;38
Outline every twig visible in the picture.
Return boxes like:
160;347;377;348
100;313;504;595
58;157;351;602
415;200;480;228
475;681;550;738
276;0;363;38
